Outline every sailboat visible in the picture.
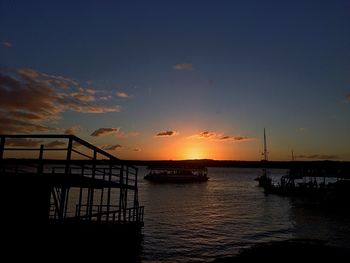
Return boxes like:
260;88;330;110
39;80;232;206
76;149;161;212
255;128;272;187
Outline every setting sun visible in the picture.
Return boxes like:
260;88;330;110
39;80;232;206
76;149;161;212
183;147;206;160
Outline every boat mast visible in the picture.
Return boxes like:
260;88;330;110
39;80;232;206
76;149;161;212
263;128;268;161
260;128;269;181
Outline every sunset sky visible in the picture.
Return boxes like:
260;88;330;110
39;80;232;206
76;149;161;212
1;0;349;160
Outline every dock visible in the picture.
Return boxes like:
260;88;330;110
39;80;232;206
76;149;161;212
258;161;350;205
0;134;144;259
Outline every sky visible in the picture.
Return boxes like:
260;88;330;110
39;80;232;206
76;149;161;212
0;0;349;161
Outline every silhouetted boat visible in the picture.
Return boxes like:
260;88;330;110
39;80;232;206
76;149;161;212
144;166;208;183
255;128;272;187
255;167;272;187
261;162;350;205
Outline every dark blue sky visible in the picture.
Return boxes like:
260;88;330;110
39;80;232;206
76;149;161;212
1;0;349;160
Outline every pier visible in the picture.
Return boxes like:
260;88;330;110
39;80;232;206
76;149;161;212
0;134;144;258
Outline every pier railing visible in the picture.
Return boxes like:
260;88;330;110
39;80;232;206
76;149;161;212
0;134;144;226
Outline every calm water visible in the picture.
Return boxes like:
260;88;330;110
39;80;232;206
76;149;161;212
137;167;350;262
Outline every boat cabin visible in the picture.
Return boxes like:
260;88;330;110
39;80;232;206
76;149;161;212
144;166;208;183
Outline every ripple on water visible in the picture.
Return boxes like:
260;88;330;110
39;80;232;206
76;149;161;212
138;167;350;262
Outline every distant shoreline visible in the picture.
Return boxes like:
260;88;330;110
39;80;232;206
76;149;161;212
124;159;350;170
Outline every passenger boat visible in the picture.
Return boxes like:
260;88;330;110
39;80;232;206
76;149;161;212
144;166;209;183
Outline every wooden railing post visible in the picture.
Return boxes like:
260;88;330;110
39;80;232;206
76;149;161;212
134;167;139;206
106;163;112;221
124;166;129;220
99;168;106;219
118;166;124;222
38;144;44;174
88;150;97;220
58;137;72;220
0;136;5;160
0;137;5;173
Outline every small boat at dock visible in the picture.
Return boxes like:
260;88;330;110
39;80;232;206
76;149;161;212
262;165;350;206
254;129;350;205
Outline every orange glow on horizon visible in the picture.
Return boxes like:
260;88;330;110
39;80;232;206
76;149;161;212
126;133;252;160
152;139;213;160
183;147;206;160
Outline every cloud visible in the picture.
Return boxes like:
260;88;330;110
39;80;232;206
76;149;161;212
90;128;119;137
45;140;66;148
70;91;95;102
189;131;251;142
64;125;82;135
132;148;141;152
116;91;130;98
155;130;179;137
40;72;79;88
0;113;54;133
197;131;216;139
99;95;112;100
230;136;250;142
0;68;121;133
2;41;12;48
86;88;96;94
173;63;193;71
17;68;40;79
61;104;120;113
102;144;122;151
295;154;339;160
116;130;139;139
7;111;44;121
5;138;43;147
72;142;82;148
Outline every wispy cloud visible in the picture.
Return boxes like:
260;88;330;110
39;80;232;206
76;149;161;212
72;142;82;148
116;91;130;98
0;68;120;133
116;130;139;139
155;130;179;137
2;41;12;48
132;148;141;152
102;144;122;151
0;114;54;134
64;125;82;135
229;136;251;142
5;138;42;147
45;140;66;148
90;128;119;137
295;154;339;160
173;63;193;71
70;90;95;102
99;95;112;100
189;131;251;142
193;131;216;139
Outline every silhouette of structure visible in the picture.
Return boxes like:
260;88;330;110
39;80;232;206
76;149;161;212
0;134;144;258
255;128;272;187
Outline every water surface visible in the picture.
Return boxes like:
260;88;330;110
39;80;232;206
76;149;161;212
138;167;350;262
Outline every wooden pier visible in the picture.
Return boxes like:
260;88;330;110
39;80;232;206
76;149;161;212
0;134;144;258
